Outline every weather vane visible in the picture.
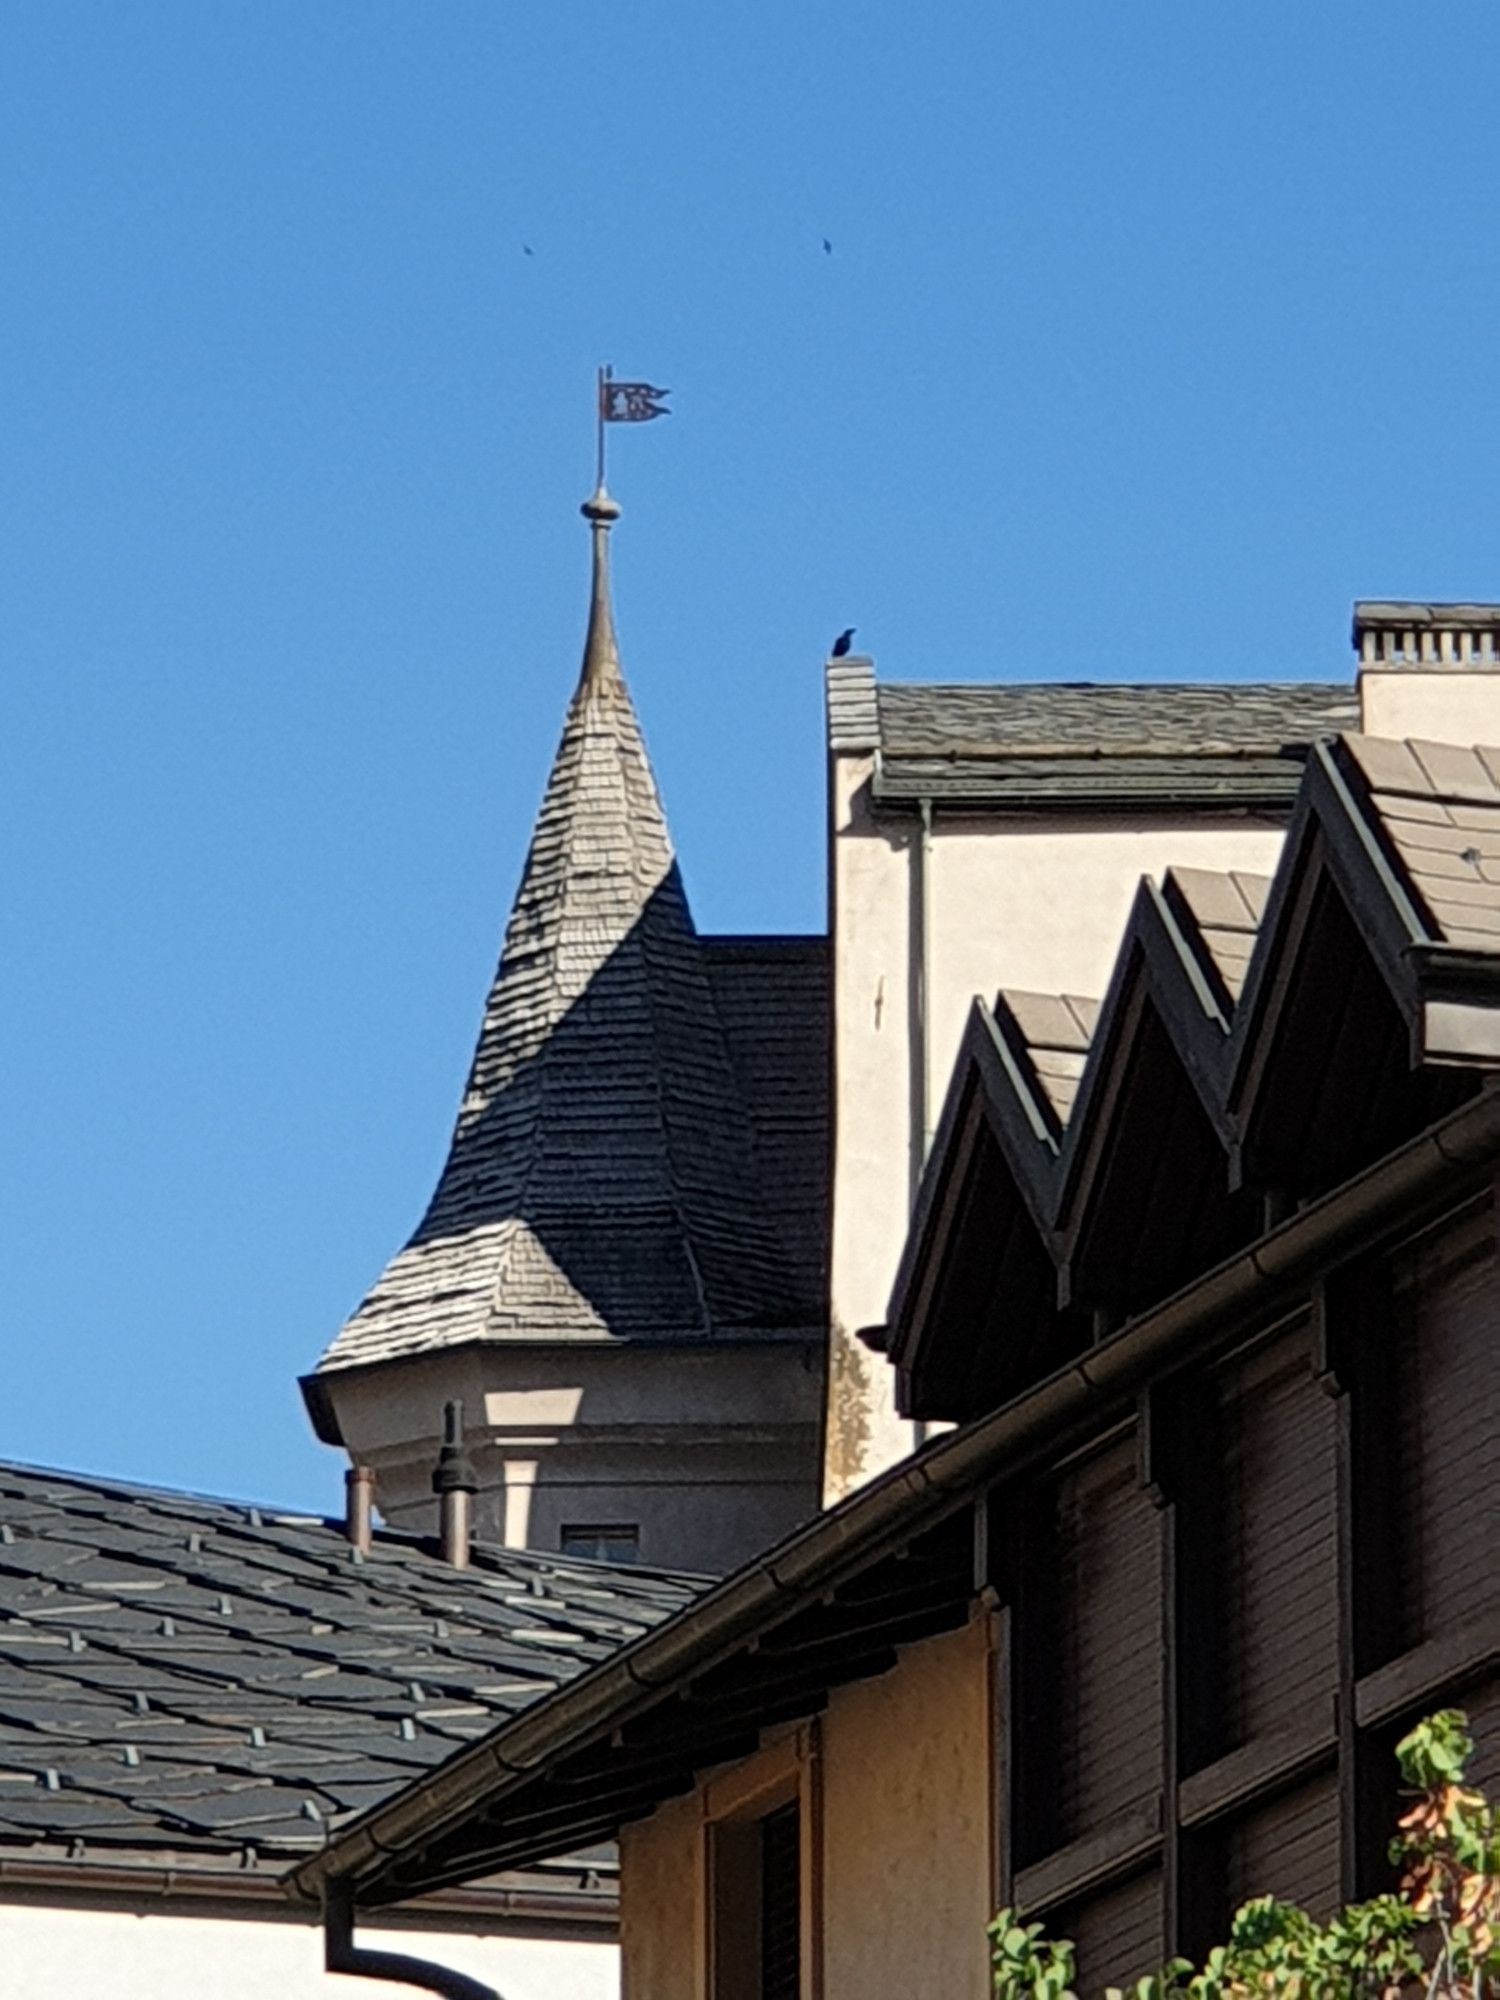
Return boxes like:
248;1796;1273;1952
596;365;670;487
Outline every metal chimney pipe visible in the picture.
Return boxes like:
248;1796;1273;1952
344;1466;376;1554
432;1401;478;1569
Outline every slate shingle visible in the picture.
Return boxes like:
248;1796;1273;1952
319;607;824;1376
866;679;1358;806
0;1461;703;1873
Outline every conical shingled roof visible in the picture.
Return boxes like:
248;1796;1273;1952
317;491;799;1374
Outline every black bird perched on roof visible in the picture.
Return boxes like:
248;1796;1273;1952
830;627;856;658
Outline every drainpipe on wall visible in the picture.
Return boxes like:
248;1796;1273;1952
909;796;934;1451
908;796;935;1212
324;1879;500;2000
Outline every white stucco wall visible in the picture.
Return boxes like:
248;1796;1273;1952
0;1902;616;2000
1358;669;1500;747
825;744;1287;1498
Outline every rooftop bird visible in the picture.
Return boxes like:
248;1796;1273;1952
831;627;855;657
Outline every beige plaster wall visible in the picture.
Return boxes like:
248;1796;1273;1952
826;739;1286;1497
618;1619;992;2000
0;1902;616;2000
1358;670;1500;747
819;1615;993;2000
323;1341;822;1575
621;1791;704;2000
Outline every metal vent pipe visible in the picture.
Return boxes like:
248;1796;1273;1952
432;1401;478;1569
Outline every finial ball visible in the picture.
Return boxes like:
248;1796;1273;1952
581;485;622;525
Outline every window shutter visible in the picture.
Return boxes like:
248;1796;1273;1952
1052;1869;1163;1997
1393;1208;1498;1645
1052;1438;1163;1836
758;1802;800;2000
1213;1325;1338;1745
1223;1772;1340;1920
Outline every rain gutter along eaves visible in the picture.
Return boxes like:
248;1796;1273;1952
289;1079;1500;1911
0;1855;613;1930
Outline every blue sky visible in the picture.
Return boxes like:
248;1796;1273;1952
5;3;1500;1510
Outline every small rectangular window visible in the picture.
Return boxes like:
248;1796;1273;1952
559;1524;639;1564
711;1799;802;2000
758;1802;801;2000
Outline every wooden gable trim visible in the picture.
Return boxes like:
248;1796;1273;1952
886;998;1062;1376
1227;744;1427;1138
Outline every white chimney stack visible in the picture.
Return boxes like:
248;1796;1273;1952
1356;601;1500;745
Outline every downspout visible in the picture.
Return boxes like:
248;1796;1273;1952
908;796;934;1211
909;796;934;1450
325;1879;501;2000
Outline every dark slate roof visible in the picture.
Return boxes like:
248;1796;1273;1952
704;937;829;1318
0;1462;704;1882
828;657;1359;809
318;512;814;1376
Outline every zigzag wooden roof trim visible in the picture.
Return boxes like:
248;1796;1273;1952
884;1002;1065;1381
1223;740;1428;1133
1051;878;1241;1236
888;731;1500;1415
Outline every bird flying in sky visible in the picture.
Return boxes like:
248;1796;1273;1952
831;627;855;657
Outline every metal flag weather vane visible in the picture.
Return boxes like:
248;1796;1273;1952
595;364;670;486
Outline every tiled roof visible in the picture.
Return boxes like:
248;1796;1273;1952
1341;734;1500;950
318;523;815;1376
827;656;1358;808
0;1462;703;1879
993;990;1099;1130
1162;867;1271;1005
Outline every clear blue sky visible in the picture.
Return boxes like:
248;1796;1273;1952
5;3;1499;1511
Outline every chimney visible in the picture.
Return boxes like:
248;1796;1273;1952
344;1466;375;1554
1355;602;1500;745
432;1400;478;1569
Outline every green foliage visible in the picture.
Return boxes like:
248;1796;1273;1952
991;1713;1498;2000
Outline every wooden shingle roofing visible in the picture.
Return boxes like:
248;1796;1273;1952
316;505;821;1379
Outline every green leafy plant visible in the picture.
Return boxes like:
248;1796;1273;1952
990;1712;1499;2000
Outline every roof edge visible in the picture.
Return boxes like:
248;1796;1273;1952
0;1850;616;1933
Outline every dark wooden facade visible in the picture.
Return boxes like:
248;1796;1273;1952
987;1191;1497;1991
893;733;1500;1992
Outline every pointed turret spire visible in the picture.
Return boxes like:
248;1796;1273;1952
578;485;622;686
315;493;795;1376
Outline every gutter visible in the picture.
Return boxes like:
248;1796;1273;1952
0;1854;614;1933
289;1079;1500;1909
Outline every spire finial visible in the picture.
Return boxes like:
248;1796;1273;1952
579;483;623;687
